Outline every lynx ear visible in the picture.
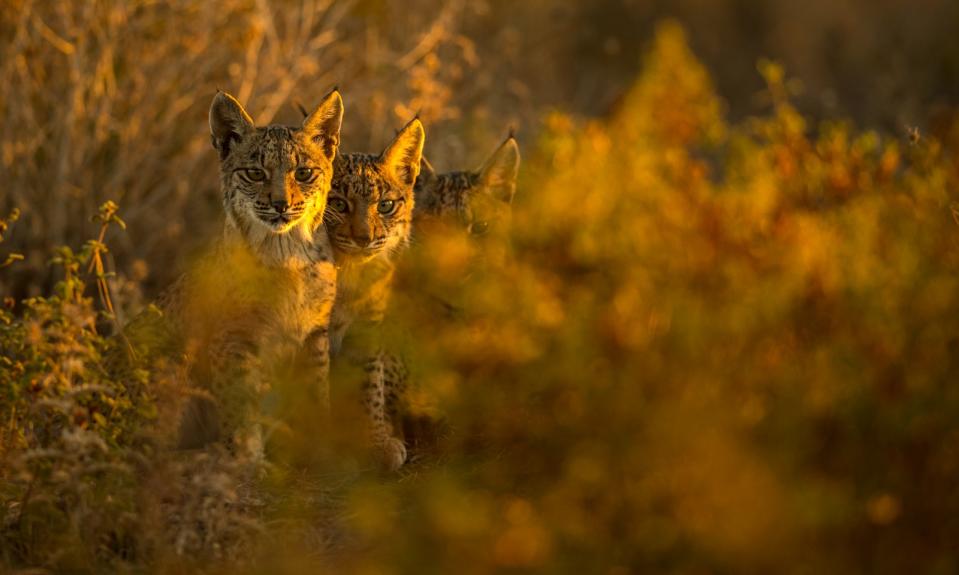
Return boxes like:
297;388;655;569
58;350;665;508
302;89;344;160
419;156;436;180
478;136;520;203
209;92;255;159
380;118;425;186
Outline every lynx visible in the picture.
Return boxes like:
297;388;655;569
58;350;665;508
413;135;520;238
168;89;344;458
323;118;425;471
383;135;522;456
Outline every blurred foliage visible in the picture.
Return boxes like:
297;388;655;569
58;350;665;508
2;3;959;574
0;203;146;568
377;24;959;573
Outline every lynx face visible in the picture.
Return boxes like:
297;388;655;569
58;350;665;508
210;91;343;236
324;119;425;262
413;136;520;238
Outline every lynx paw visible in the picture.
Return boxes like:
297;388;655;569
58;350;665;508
374;437;407;472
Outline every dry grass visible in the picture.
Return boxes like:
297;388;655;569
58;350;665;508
0;0;503;307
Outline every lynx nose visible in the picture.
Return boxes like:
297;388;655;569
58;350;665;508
272;200;288;214
354;227;374;247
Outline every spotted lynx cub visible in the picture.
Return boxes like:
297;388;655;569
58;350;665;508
373;136;521;455
172;89;343;457
323;118;425;471
413;135;520;236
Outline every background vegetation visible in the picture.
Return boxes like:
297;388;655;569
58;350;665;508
2;1;959;572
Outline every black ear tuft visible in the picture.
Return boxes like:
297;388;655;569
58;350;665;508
293;99;310;119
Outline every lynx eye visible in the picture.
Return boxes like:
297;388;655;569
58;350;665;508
471;220;490;236
243;168;267;182
294;167;315;182
328;198;349;213
377;200;396;215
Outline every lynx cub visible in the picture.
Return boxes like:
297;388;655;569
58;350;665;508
323;118;425;471
413;135;520;237
359;135;523;458
172;89;343;457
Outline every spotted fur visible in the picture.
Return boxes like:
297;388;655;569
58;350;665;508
413;135;520;237
324;118;424;471
368;136;521;458
171;90;344;458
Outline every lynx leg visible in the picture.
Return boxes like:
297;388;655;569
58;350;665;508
363;352;407;471
304;327;332;415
